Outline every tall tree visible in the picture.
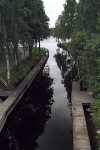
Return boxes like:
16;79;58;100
63;0;76;38
0;0;49;83
54;0;76;40
77;0;97;33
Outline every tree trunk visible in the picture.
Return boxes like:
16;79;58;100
6;49;10;84
23;47;26;58
29;44;33;58
29;46;32;58
15;53;18;66
22;42;26;59
39;38;41;52
35;40;37;49
76;59;80;79
29;41;33;58
13;42;18;66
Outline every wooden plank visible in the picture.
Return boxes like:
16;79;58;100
0;89;13;97
72;81;92;150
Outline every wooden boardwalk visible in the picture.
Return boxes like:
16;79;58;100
0;53;49;132
0;89;13;97
72;81;93;150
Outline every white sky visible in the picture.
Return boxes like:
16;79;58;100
43;0;79;28
43;0;65;28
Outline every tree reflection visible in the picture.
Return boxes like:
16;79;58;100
55;51;72;103
0;71;54;150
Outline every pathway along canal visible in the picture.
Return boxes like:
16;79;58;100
0;37;72;150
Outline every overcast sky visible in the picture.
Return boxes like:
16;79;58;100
43;0;65;28
43;0;79;28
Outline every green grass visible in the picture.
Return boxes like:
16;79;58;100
91;99;100;149
91;100;100;129
0;48;48;89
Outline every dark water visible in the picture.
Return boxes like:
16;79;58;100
83;105;97;150
0;37;72;150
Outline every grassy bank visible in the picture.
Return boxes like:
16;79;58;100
0;48;48;89
91;99;100;148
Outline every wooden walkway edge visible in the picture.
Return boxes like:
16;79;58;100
0;52;49;133
72;81;92;150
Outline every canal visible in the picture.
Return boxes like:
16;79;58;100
0;37;72;150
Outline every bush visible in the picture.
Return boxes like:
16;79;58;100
91;100;100;129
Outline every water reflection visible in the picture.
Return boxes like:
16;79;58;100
55;50;72;103
0;71;54;150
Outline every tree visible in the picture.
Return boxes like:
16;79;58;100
0;0;49;84
23;0;49;56
54;0;76;41
55;0;100;95
63;0;77;38
77;0;97;33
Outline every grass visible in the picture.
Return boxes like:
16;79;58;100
91;99;100;148
0;48;48;89
91;100;100;129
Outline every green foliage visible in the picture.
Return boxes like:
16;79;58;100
0;0;49;83
77;0;97;33
57;42;70;51
71;32;88;59
54;0;77;40
56;0;100;146
91;100;100;129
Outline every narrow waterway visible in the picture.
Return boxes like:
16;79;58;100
38;37;72;150
0;37;72;150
